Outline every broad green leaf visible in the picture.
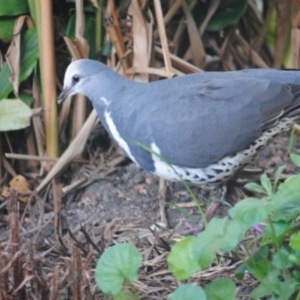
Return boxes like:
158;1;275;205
243;246;272;281
290;232;300;250
290;153;300;168
272;249;293;270
272;206;300;222
235;263;248;280
288;251;300;264
0;17;14;42
263;221;292;245
0;0;29;16
273;279;298;300
269;174;300;212
218;219;248;251
244;182;266;194
66;5;97;58
171;284;206;300
168;236;199;280
194;0;248;31
192;218;227;270
191;218;246;270
292;270;300;279
205;279;237;300
250;282;273;299
19;92;34;106
0;28;38;99
229;198;268;227
20;28;39;82
95;244;142;296
251;275;297;300
0;99;32;131
260;173;273;196
0;62;12;99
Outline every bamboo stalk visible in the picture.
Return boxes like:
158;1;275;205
38;0;58;162
72;0;88;140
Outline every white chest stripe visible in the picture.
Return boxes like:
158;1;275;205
100;96;110;106
150;143;193;181
104;111;138;164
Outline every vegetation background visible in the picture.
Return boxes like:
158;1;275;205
0;0;300;299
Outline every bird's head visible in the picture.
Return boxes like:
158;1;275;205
58;59;110;103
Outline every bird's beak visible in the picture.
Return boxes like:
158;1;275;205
58;86;71;104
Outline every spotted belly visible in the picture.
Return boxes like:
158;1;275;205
150;118;293;188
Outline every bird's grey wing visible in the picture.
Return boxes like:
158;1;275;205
139;78;293;168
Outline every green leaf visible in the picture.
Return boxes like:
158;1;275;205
19;92;34;106
204;279;237;300
192;218;226;269
95;244;142;296
168;236;199;280
229;198;268;227
171;284;206;300
194;0;248;31
101;40;113;57
19;28;39;82
0;28;38;99
192;218;247;270
244;246;272;281
66;5;97;58
290;153;300;168
0;17;14;42
0;62;12;100
269;174;300;213
260;173;273;196
235;263;248;280
244;182;266;194
274;279;298;300
290;232;300;250
271;204;300;222
263;221;292;245
288;251;300;264
219;220;248;251
292;270;300;280
251;275;297;299
0;0;29;16
0;99;32;131
272;248;293;270
250;282;273;299
168;218;246;281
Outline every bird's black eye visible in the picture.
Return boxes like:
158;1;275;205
72;75;80;85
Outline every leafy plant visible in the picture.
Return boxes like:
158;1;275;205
0;28;38;100
0;99;32;131
194;0;248;31
169;153;300;299
95;244;142;299
95;153;300;299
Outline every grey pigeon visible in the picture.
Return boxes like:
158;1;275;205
59;59;300;218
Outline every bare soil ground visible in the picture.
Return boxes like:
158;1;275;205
64;134;299;235
0;133;298;299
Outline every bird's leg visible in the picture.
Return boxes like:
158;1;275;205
158;178;168;227
206;185;227;222
184;185;228;235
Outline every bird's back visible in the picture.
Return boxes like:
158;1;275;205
104;69;300;170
